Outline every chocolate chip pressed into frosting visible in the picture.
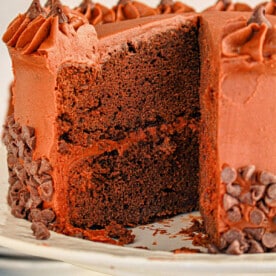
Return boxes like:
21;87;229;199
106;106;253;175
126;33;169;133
2;115;55;240
247;5;272;27
213;164;276;254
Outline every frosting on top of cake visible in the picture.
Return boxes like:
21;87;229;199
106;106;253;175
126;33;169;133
76;0;116;25
205;0;252;12
222;6;276;61
263;0;276;15
2;0;93;55
113;0;157;21
157;0;195;14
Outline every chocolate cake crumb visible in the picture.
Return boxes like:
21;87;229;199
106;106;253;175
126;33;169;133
178;217;209;249
105;221;135;244
31;222;50;240
172;247;202;254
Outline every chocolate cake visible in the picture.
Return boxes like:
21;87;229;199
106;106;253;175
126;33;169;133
2;0;276;254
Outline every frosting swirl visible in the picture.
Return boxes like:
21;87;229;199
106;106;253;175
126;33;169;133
2;0;46;47
262;0;276;15
206;0;252;12
113;0;157;21
76;0;115;25
222;6;276;61
2;0;89;55
157;0;195;14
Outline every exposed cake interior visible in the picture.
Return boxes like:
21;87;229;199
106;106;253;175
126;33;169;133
57;16;200;228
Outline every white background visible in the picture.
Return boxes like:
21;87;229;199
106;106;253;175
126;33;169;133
0;0;263;135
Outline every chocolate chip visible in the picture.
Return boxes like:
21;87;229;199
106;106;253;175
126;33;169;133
251;185;266;201
226;240;244;255
8;174;17;186
266;183;276;200
29;208;42;222
249;208;265;225
41;209;56;224
248;240;264;253
226;182;241;197
222;229;244;244
221;166;237;184
259;171;276;186
48;1;68;24
207;244;220;253
9;181;23;199
257;200;270;214
247;6;272;28
7;154;17;169
38;158;52;175
34;174;52;185
29;160;40;175
227;206;242;222
38;180;53;202
11;202;26;219
240;165;256;181
21;126;34;141
264;196;276;207
25;136;36;151
16;140;25;159
19;189;30;207
262;232;276;248
239;192;253;205
31;222;50;240
28;186;42;208
26;176;39;188
244;227;265;241
223;194;239;211
273;216;276;225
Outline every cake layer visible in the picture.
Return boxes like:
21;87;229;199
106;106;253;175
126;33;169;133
68;119;199;228
56;19;200;148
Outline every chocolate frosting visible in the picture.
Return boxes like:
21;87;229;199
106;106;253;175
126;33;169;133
222;6;276;61
76;0;115;25
157;0;195;14
205;0;252;12
2;0;46;47
261;0;276;15
2;0;89;55
113;0;157;22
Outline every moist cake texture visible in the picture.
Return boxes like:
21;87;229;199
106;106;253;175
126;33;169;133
2;0;276;254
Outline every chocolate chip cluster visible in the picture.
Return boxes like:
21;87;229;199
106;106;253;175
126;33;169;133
2;115;55;240
211;165;276;254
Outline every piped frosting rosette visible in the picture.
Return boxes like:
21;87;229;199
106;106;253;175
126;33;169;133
2;0;90;55
222;6;276;61
206;0;252;12
75;0;115;25
157;0;195;14
259;0;276;15
113;0;157;21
